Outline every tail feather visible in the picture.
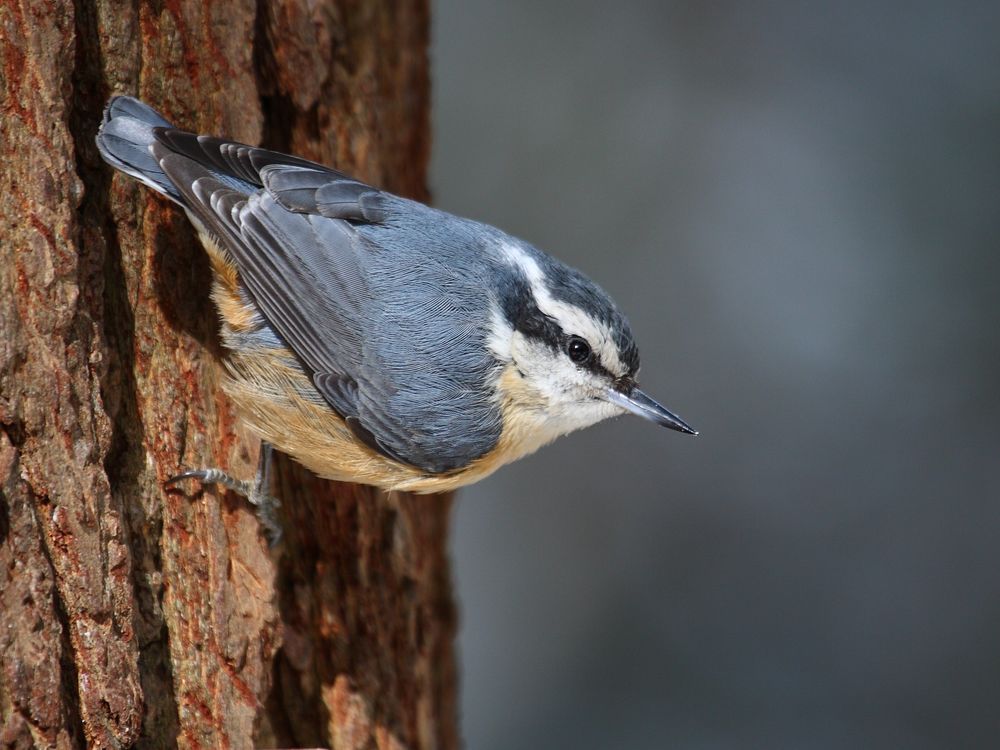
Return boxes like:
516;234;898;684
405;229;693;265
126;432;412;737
96;96;183;203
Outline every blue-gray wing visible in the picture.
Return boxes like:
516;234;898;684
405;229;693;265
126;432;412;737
155;147;503;473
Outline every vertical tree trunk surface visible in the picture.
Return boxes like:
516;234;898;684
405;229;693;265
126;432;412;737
0;2;457;748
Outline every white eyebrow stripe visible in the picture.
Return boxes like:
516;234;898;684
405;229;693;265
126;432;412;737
500;242;625;376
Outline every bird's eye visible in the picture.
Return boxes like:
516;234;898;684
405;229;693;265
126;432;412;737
567;336;592;364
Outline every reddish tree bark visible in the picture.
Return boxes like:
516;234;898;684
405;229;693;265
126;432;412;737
0;1;456;748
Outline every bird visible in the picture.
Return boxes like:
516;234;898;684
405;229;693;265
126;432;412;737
96;96;695;536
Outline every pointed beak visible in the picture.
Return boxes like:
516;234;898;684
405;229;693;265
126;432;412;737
605;385;698;435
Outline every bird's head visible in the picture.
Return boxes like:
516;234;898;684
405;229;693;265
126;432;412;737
489;241;696;443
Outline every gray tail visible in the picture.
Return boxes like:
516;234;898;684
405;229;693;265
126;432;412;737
96;96;183;203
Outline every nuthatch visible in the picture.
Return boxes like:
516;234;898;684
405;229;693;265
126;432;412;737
96;96;695;527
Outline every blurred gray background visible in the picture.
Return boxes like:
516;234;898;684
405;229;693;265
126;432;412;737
429;1;1000;748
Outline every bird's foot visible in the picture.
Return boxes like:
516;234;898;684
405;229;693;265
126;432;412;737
166;443;282;546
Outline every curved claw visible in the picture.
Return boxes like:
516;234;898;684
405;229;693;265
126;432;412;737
165;468;205;486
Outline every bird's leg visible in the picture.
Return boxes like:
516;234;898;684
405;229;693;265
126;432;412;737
166;442;282;546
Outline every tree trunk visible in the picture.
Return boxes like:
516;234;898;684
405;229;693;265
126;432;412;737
0;2;456;748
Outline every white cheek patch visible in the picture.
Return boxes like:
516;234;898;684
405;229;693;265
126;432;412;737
500;242;625;377
510;333;579;401
507;332;622;437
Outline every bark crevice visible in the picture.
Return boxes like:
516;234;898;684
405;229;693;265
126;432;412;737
30;496;88;750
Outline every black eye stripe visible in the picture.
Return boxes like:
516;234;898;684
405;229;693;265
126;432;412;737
565;334;619;380
499;274;563;347
498;266;629;380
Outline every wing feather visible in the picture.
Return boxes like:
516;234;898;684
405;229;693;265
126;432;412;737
145;123;502;473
